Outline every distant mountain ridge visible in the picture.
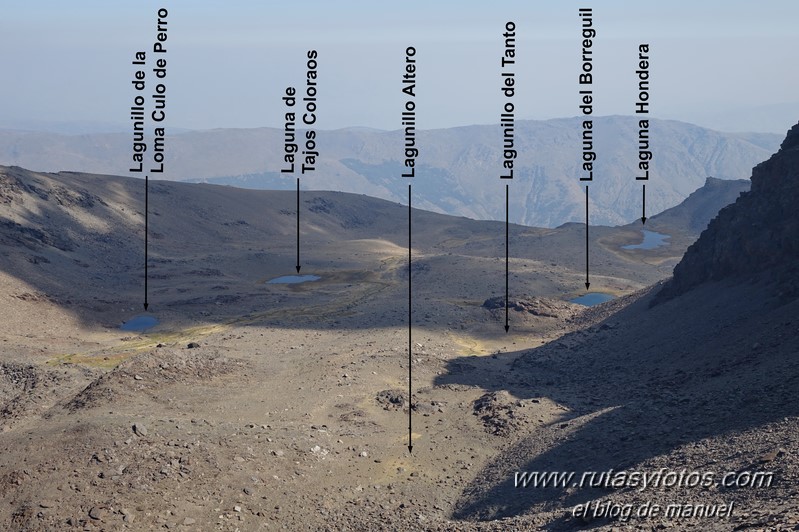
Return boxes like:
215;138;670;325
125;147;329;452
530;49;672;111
0;117;781;227
645;177;750;234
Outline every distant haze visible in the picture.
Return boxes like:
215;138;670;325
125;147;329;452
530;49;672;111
1;0;798;135
0;118;780;227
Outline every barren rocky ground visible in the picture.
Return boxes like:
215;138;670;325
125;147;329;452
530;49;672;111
0;164;796;530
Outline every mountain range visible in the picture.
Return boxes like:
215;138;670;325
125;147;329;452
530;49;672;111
0;115;795;528
0;117;780;227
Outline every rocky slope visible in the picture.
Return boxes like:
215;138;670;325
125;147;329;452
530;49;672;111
0;164;684;531
659;121;799;300
0;158;794;530
454;121;799;530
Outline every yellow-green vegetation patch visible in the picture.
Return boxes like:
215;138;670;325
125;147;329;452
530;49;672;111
47;351;135;369
49;322;231;369
449;334;493;357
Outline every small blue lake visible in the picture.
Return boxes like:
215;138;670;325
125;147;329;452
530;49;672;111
570;293;615;307
267;274;321;284
120;315;159;332
622;230;670;250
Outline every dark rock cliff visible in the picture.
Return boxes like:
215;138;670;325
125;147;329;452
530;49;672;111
657;121;799;301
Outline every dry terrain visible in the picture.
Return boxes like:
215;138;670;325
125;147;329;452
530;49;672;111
0;165;795;530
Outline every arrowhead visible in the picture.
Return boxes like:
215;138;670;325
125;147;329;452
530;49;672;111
407;445;413;454
641;216;647;224
504;324;509;333
585;282;591;290
295;265;301;273
143;302;149;311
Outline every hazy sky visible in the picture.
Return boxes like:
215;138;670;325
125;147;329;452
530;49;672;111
2;0;798;133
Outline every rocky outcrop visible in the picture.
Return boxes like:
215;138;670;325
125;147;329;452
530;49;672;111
657;121;799;301
482;296;580;319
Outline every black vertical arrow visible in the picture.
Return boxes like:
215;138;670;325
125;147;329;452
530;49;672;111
296;177;301;273
143;174;149;311
504;184;509;333
641;184;647;224
407;184;413;454
585;185;590;290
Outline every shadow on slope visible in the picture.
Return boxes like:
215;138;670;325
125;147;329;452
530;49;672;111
436;278;799;528
2;166;677;337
